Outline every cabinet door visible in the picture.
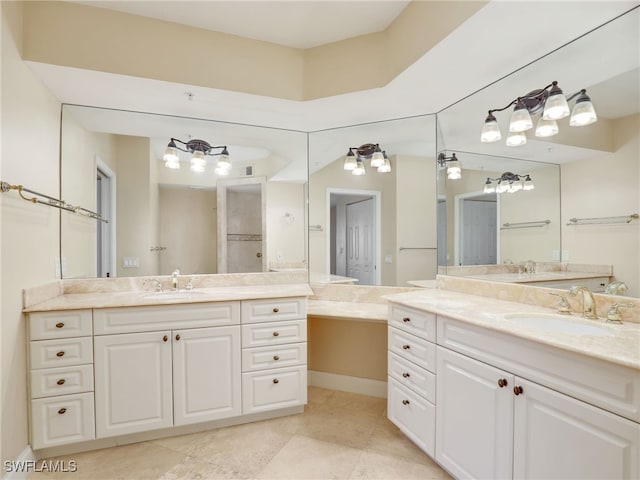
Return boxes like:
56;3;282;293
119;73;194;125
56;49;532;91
172;326;241;426
513;378;639;480
94;331;173;438
436;347;514;480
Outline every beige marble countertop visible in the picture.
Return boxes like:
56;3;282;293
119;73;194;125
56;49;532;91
310;274;359;284
307;300;387;322
463;271;610;284
23;284;314;312
385;289;640;370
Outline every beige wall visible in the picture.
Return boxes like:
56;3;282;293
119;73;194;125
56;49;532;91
1;0;61;464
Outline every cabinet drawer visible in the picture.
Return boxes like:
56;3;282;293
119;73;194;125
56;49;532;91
242;365;307;414
31;392;95;450
29;310;92;340
388;303;436;342
387;377;435;457
242;343;307;372
388;326;436;373
30;337;93;370
388;351;435;403
93;302;240;335
242;319;307;348
241;297;306;323
31;364;94;399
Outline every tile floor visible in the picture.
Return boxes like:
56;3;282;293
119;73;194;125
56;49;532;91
30;387;451;479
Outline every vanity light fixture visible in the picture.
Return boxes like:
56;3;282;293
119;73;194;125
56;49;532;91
484;172;534;194
343;143;391;175
163;138;231;174
481;81;597;146
437;152;462;180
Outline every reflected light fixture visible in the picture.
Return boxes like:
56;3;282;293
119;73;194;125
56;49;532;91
343;143;390;175
481;81;597;146
484;172;534;194
163;138;231;174
437;152;462;180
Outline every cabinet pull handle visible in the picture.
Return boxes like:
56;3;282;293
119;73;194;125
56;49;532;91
163;335;168;342
402;400;410;405
57;379;66;385
55;322;64;329
273;355;280;361
402;344;410;350
273;331;280;337
402;317;411;323
273;307;279;313
56;351;65;357
175;334;181;341
58;408;67;415
402;372;410;378
513;386;524;396
498;378;508;388
273;379;279;384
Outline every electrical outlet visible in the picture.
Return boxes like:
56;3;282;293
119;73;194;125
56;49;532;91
385;254;393;264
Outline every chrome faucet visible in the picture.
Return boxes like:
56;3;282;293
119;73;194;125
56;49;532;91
172;269;180;290
604;281;629;296
569;285;597;320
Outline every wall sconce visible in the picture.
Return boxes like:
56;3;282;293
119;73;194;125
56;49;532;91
437;152;462;179
484;172;534;194
343;143;391;175
163;138;231;174
481;81;597;146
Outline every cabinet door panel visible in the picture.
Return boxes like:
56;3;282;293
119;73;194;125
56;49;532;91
173;326;241;426
436;347;514;480
94;331;173;438
514;378;639;480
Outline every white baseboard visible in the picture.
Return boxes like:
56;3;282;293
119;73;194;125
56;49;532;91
2;445;37;480
308;370;387;398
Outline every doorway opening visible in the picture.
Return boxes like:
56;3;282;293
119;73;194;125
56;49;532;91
96;158;116;277
454;191;499;266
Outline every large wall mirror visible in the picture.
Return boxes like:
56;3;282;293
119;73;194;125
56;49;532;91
437;7;639;297
60;105;308;279
308;115;437;287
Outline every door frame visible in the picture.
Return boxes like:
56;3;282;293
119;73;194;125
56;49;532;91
96;156;116;277
326;187;381;285
454;190;500;266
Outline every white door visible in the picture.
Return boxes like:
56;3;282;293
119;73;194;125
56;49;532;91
461;199;497;265
172;326;241;426
436;347;514;480
346;199;375;285
94;331;173;438
96;166;114;277
513;377;639;479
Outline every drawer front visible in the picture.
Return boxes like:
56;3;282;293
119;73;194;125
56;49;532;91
93;302;240;335
30;337;93;370
241;297;306;324
29;310;93;340
242;319;307;348
388;326;436;373
242;343;307;372
388;351;435;403
387;377;435;457
388;303;436;342
31;392;95;450
242;365;307;414
31;364;94;399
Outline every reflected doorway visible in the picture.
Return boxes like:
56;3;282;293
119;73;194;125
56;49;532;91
96;159;115;278
455;191;498;266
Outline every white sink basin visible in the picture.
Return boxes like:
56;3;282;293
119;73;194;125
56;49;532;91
504;313;615;337
142;291;204;300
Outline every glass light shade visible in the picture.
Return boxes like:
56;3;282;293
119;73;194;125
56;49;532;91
377;155;391;173
446;160;462;180
506;131;527;147
217;154;231;170
569;98;597;126
164;156;180;169
344;151;357;171
370;149;384;168
509;102;533;132
352;158;366;176
190;150;206;172
535;117;559;137
215;165;230;175
542;93;570;120
163;145;179;163
480;118;502;143
483;179;495;194
523;176;535;191
509;180;523;193
496;181;508;194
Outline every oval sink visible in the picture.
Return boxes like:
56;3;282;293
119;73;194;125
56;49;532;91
142;291;204;300
504;313;615;337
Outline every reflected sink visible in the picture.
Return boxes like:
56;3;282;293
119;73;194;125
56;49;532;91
142;291;204;300
504;313;615;337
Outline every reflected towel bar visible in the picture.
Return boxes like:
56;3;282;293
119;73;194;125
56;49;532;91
309;225;323;232
567;214;639;226
399;247;437;251
1;180;107;223
501;220;550;230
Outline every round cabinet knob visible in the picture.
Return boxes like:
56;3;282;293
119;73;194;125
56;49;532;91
256;252;262;258
163;335;168;342
402;344;411;350
402;317;411;323
57;379;66;385
402;400;410;405
273;355;280;361
273;332;280;337
273;379;279;384
498;378;508;388
56;351;65;357
55;322;65;329
58;408;67;415
273;307;279;313
175;334;181;341
513;386;524;396
402;372;410;378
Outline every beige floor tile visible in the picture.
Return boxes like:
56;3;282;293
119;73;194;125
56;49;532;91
294;409;378;449
314;390;387;418
256;434;363;479
349;450;449;480
366;417;434;466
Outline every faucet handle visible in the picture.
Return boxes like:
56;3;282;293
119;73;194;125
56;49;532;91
549;292;571;315
606;303;635;324
185;278;194;291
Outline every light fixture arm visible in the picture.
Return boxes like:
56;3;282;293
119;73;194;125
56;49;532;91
169;138;228;156
437;152;458;167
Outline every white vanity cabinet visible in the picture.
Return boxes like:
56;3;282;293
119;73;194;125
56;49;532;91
28;310;95;450
93;302;241;438
386;303;437;456
436;316;640;480
240;297;308;414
